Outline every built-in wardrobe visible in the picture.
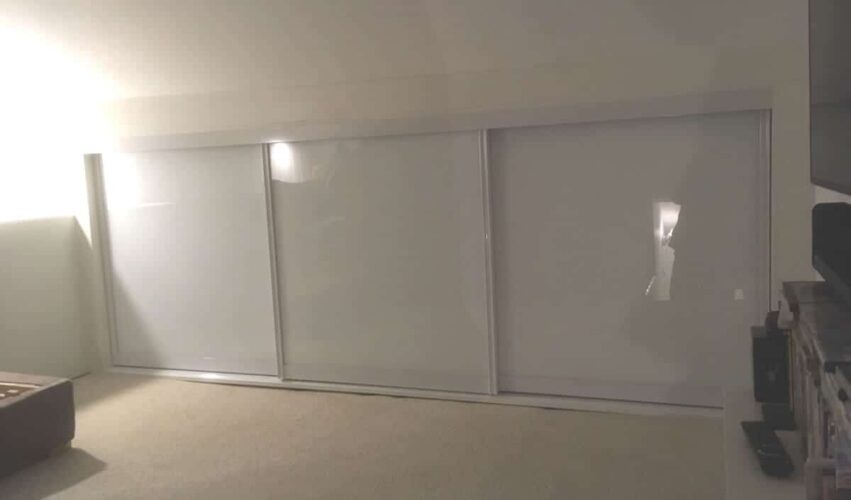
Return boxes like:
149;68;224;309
97;110;769;407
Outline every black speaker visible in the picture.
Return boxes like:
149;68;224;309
752;326;789;404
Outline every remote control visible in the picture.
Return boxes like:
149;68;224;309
741;421;794;478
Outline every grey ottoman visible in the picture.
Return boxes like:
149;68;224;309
0;372;75;477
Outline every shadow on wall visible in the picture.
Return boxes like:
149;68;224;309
0;213;158;406
0;216;92;378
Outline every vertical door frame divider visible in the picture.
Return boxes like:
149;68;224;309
89;154;120;367
760;110;774;312
750;111;773;316
480;129;499;395
261;144;287;380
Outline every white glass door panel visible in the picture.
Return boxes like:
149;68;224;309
271;132;490;392
490;111;768;406
102;146;278;375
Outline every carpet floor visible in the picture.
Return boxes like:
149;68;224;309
0;373;723;499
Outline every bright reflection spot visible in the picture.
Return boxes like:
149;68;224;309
271;142;312;184
101;155;176;213
271;142;293;173
647;201;681;301
103;155;141;213
271;142;296;183
198;373;224;381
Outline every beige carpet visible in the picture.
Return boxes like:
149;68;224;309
0;373;723;500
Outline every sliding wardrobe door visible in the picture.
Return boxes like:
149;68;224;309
101;146;278;375
490;111;768;406
271;132;490;392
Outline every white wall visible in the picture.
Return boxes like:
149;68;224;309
0;1;812;372
0;218;86;377
0;148;106;378
816;187;851;204
0;156;100;378
0;0;811;300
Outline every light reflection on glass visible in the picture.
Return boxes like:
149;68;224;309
103;156;140;212
647;201;681;301
271;142;313;184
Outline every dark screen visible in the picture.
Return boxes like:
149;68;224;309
810;0;851;194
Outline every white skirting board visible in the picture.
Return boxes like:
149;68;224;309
499;375;723;408
108;366;721;419
281;364;490;395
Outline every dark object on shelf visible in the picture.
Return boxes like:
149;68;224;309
741;421;795;478
752;326;790;404
764;310;783;336
813;203;851;310
783;282;851;373
0;372;75;478
762;403;797;431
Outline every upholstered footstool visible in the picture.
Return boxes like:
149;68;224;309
0;372;75;477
